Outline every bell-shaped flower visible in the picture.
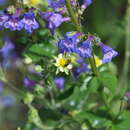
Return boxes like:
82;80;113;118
21;11;39;33
99;42;118;63
40;12;70;35
4;8;23;31
76;39;92;58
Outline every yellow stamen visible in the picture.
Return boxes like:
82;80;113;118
31;0;40;5
59;58;67;67
95;56;102;67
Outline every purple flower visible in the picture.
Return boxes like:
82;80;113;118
48;0;77;13
23;77;36;89
0;13;9;30
54;77;65;90
81;0;92;9
21;11;39;33
4;16;23;31
4;8;23;31
58;39;76;53
72;58;89;78
58;32;81;53
76;39;92;58
99;42;118;63
48;0;65;12
64;32;82;43
40;12;70;35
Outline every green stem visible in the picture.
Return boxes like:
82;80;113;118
65;0;98;76
89;52;99;76
65;0;82;32
118;0;130;96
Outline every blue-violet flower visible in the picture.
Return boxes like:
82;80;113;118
21;11;39;33
99;42;118;63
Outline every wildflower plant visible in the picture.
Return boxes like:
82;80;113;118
0;0;130;130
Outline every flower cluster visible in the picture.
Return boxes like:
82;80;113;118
0;7;39;33
54;32;118;74
40;0;93;34
48;0;92;13
0;0;93;34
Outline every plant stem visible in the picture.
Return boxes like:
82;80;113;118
118;0;130;96
65;0;82;32
65;0;98;76
89;52;99;76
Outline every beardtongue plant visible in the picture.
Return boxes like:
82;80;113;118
0;0;130;130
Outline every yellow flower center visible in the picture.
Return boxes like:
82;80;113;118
30;0;40;5
95;56;102;67
59;58;67;67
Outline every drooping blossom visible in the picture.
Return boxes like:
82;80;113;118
4;8;23;31
99;42;118;63
4;16;23;31
58;32;81;53
21;11;39;33
40;12;70;35
76;39;92;58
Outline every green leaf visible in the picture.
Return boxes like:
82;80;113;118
88;77;100;93
24;43;57;62
111;111;130;130
39;108;61;121
74;111;112;128
57;86;74;100
99;72;117;97
24;123;33;130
